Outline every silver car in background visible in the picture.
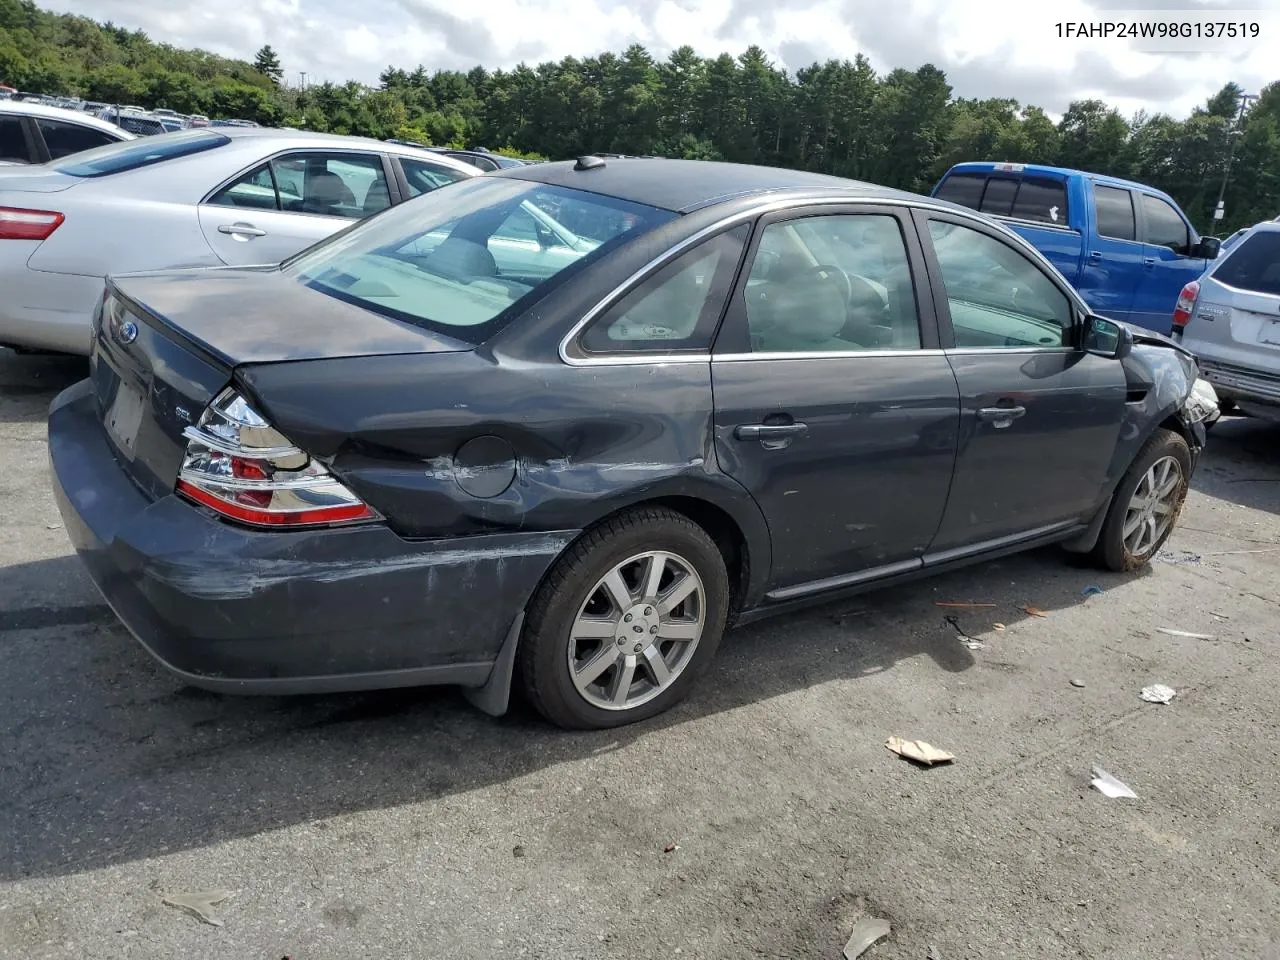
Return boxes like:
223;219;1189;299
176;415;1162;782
0;128;478;354
1174;220;1280;421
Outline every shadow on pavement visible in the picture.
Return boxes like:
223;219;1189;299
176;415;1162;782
1191;415;1280;516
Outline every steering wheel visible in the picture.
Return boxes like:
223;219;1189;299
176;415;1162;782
802;263;854;305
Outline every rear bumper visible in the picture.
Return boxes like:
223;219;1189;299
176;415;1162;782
48;380;574;693
0;267;101;355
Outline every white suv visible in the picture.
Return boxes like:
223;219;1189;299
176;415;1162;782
1173;220;1280;421
0;100;134;165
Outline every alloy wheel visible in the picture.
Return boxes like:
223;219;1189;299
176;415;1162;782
1123;455;1184;557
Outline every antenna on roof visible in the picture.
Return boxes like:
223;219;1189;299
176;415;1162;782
574;155;606;172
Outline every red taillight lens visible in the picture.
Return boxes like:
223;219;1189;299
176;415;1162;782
0;206;64;241
1172;280;1200;329
176;388;377;529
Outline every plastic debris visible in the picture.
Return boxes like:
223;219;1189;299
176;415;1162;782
663;843;679;853
843;918;891;959
45;522;62;530
1090;767;1138;799
1140;683;1176;704
1156;627;1215;640
161;890;233;926
1081;585;1103;597
934;601;996;609
1023;605;1048;618
1069;678;1086;688
943;615;984;650
886;736;955;767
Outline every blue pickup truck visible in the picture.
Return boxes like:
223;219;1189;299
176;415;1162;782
931;162;1221;333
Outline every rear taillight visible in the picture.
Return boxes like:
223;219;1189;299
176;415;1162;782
0;206;64;240
1171;280;1200;331
176;388;377;529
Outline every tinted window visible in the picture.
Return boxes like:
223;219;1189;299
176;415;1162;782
979;178;1017;216
269;153;390;219
0;116;28;162
927;219;1072;348
283;177;673;344
934;173;985;210
1212;231;1280;296
1141;194;1189;252
1011;177;1068;225
52;130;229;177
581;226;747;354
400;157;471;197
36;119;116;159
743;214;921;353
447;152;498;171
1094;185;1136;241
207;163;279;210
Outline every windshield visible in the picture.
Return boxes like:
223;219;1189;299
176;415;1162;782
282;177;675;343
52;129;229;177
1212;230;1280;297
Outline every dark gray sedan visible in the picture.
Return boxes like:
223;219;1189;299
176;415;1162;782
48;158;1213;729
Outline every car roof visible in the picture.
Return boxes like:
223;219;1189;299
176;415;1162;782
943;161;1167;196
213;127;478;174
0;99;135;137
497;157;922;213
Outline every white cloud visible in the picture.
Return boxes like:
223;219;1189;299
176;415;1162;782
37;0;1278;116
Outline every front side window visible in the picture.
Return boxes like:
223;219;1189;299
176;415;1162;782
1094;185;1136;241
268;152;391;219
36;119;116;159
927;219;1072;348
1141;194;1190;252
580;225;748;354
1211;230;1280;296
742;214;921;354
400;157;471;197
52;129;229;177
283;176;673;344
0;116;27;162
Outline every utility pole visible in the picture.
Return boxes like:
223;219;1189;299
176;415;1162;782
1212;91;1257;230
299;71;308;92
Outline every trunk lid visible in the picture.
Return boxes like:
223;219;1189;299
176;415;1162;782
92;268;472;499
0;167;81;194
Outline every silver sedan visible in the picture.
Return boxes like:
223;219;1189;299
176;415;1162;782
0;128;479;354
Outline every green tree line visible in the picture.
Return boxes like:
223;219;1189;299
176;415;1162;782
2;0;1277;232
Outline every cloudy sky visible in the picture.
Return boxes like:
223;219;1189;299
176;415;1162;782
39;0;1278;117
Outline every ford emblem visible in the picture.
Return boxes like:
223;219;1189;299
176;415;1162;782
118;320;138;345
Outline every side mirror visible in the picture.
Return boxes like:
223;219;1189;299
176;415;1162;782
1083;314;1132;360
1191;236;1221;260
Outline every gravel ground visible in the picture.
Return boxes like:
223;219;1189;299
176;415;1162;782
1;349;1277;960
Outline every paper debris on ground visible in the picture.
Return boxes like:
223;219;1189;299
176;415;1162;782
1156;551;1202;565
992;622;1005;631
1081;585;1103;596
161;890;233;926
886;736;955;767
927;947;944;960
843;918;891;959
1140;683;1176;704
1090;767;1138;799
1156;627;1215;640
1023;605;1048;618
933;601;996;609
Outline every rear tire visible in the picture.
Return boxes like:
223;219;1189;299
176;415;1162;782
517;507;729;730
1092;429;1191;572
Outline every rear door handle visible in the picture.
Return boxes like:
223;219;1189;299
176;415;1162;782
734;423;809;441
977;405;1026;429
218;222;267;238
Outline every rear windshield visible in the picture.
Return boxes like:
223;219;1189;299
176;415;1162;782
935;170;1069;226
51;129;229;177
282;176;675;344
1212;230;1280;296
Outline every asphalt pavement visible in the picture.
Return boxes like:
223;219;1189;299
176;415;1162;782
1;348;1277;959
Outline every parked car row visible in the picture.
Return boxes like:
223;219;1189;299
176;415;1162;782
29;149;1218;728
0;99;135;165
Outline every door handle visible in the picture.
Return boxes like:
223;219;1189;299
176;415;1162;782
734;423;809;441
977;405;1026;429
1088;250;1102;259
218;222;267;238
1143;257;1155;266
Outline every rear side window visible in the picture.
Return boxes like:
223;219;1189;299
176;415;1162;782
1094;185;1136;241
0;115;28;162
935;173;985;210
1212;231;1280;296
979;178;1017;216
1140;194;1190;252
1010;177;1068;226
36;118;117;159
52;130;229;177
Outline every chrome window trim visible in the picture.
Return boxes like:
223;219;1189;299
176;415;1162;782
200;146;393;208
560;194;1070;367
713;349;945;362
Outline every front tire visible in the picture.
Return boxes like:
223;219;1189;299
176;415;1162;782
517;507;729;730
1093;429;1191;572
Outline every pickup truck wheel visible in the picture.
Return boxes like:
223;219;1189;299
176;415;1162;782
517;507;729;730
1093;429;1191;572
